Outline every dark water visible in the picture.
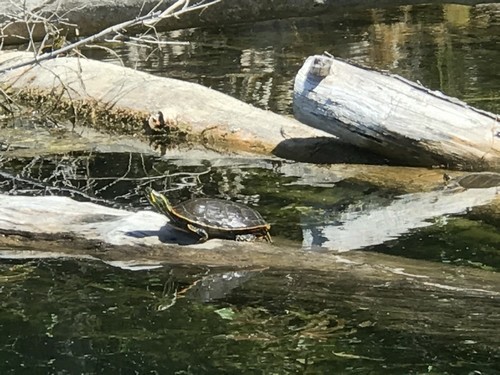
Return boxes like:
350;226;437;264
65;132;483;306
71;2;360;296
1;148;500;373
85;3;500;115
2;2;500;373
1;257;499;374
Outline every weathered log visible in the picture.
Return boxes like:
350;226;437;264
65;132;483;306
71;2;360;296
0;51;330;158
1;194;499;368
293;55;500;170
0;194;499;293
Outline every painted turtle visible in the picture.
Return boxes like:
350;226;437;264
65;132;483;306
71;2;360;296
145;187;272;243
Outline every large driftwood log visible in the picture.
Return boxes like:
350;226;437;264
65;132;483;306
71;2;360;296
0;51;330;158
293;55;500;171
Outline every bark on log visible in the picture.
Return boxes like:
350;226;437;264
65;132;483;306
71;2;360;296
293;55;500;171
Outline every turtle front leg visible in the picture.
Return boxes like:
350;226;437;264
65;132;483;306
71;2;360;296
263;231;273;243
187;224;209;242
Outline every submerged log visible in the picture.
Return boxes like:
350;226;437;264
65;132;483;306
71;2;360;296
293;55;500;171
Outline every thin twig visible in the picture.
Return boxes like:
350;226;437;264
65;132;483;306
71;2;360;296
0;0;221;74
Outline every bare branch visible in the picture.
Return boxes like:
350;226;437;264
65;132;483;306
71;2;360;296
0;0;221;74
104;34;189;47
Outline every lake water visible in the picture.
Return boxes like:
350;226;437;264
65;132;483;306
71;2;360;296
1;2;500;374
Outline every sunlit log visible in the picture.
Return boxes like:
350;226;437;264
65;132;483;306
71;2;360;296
294;55;500;170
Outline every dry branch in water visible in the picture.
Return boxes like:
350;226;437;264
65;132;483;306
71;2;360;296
0;150;212;206
0;0;221;74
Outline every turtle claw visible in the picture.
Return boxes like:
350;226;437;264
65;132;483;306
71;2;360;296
263;231;273;243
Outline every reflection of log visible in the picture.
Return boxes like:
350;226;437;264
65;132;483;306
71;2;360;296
302;187;499;251
1;193;499;353
293;55;500;170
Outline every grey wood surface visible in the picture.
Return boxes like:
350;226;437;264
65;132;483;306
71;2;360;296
294;55;500;170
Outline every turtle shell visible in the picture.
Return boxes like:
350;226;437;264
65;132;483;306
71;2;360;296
173;198;268;232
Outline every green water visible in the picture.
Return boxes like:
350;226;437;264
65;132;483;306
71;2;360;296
86;3;500;115
1;149;499;373
2;2;500;373
1;259;498;374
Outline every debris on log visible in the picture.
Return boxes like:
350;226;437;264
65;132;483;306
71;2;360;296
293;55;500;171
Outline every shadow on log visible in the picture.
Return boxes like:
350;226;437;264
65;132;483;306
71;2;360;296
293;55;500;171
272;136;390;165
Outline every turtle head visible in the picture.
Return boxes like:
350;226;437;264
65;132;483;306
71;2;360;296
145;187;173;217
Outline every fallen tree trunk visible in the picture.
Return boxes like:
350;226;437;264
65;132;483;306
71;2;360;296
293;55;500;171
0;194;498;292
0;51;330;158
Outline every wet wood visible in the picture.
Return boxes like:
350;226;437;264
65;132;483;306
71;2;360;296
293;55;500;170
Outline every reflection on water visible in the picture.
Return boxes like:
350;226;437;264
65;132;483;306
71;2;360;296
0;259;498;374
1;149;499;270
302;187;499;252
85;3;500;115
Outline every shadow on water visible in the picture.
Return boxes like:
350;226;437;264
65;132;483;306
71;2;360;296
272;137;391;165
